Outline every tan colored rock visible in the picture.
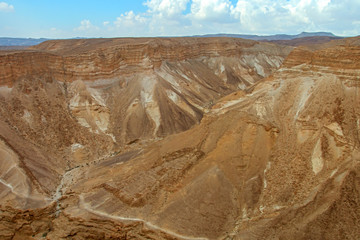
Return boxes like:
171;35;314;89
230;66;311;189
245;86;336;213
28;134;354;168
0;37;359;239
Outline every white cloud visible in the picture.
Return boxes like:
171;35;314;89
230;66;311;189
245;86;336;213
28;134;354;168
114;11;147;28
111;11;149;36
190;0;233;22
229;0;360;35
73;20;101;37
0;2;14;12
145;0;189;18
317;0;331;11
42;0;360;38
75;20;98;31
144;0;192;35
144;0;360;36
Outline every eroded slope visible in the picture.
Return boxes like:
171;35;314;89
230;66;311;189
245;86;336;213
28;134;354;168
54;37;359;239
1;37;359;239
0;38;290;209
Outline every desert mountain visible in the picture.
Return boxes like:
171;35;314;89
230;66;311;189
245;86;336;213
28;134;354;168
0;36;359;239
0;32;341;47
194;31;341;41
265;36;342;47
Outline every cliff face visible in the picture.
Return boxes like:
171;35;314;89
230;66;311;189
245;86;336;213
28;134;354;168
0;37;359;239
54;38;359;239
0;38;290;204
0;38;289;86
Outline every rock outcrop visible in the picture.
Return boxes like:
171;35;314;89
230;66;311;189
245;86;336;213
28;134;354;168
0;36;359;239
0;38;290;198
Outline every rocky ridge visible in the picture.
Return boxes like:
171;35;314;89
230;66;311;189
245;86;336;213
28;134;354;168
0;37;359;239
0;38;290;206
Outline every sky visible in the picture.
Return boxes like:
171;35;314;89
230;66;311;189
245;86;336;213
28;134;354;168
0;0;359;38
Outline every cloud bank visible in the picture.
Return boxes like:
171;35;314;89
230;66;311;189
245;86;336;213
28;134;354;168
0;2;14;12
71;0;360;37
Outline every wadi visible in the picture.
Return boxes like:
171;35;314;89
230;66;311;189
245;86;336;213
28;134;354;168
0;36;359;239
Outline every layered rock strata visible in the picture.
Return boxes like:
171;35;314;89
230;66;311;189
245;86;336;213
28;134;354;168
0;37;359;239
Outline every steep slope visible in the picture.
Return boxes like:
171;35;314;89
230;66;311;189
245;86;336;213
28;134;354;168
0;38;291;210
1;37;359;239
0;38;290;144
51;38;359;239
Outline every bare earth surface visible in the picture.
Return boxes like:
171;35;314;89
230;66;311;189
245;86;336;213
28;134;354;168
0;37;359;239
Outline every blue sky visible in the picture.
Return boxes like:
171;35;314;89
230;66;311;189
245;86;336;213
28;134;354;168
0;0;359;38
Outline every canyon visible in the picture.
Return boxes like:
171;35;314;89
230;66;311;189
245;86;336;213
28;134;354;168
0;36;359;239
